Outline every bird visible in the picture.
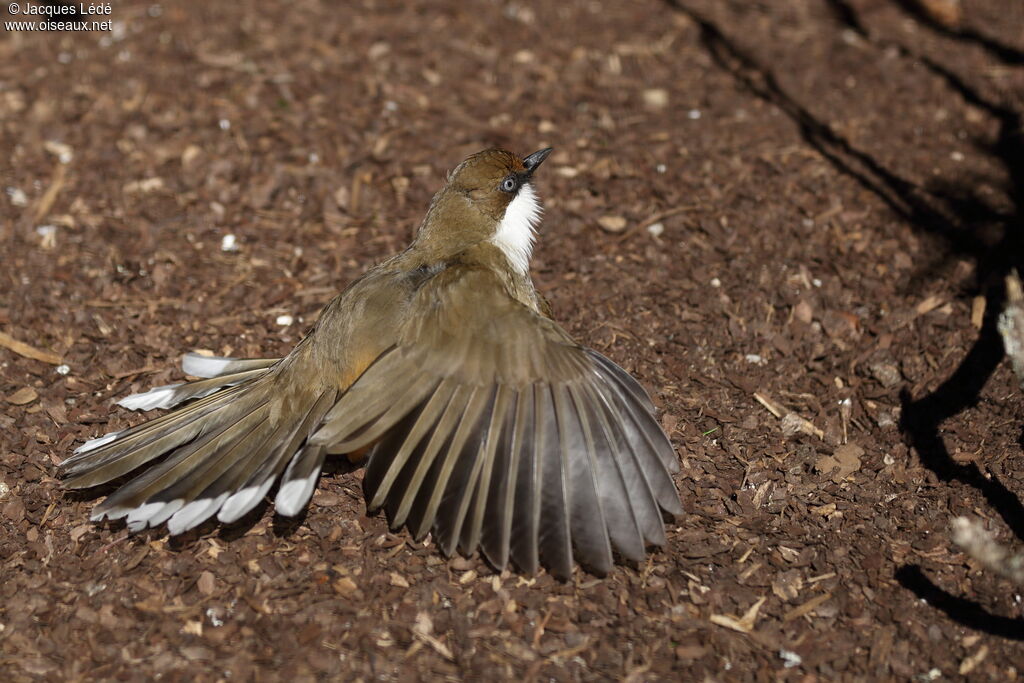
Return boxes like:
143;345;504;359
62;147;683;579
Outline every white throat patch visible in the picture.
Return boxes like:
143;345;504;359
491;182;541;275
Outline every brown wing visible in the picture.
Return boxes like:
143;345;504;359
311;264;682;578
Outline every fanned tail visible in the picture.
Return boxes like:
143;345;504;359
112;354;279;412
181;352;278;379
62;353;339;533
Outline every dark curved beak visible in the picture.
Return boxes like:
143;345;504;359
522;147;553;176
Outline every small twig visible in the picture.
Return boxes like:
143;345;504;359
753;391;824;439
0;330;62;364
111;365;158;380
616;204;698;242
639;205;694;230
25;162;67;229
753;391;785;418
710;595;766;633
98;532;132;554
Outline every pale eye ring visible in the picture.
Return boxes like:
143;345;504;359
500;176;518;193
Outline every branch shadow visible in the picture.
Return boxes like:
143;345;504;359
663;0;1024;634
896;565;1024;640
820;0;1024;540
891;0;1024;66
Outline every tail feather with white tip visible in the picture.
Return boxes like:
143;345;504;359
60;352;340;533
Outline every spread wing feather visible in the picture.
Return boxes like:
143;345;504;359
580;389;647;560
432;387;494;556
311;265;681;577
63;261;680;578
464;385;515;562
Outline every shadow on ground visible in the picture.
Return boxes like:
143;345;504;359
665;0;1024;639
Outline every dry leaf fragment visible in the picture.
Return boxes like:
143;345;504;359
772;569;804;601
332;576;360;597
181;145;202;168
123;545;149;571
868;360;902;388
642;88;669;109
597;215;628;233
780;412;824;439
197;571;216;596
412;612;454;660
971;295;986;329
915;295;943;316
389;572;410;588
815;444;864;483
6;387;38;405
914;0;962;28
36;224;57;250
123;177;166;194
182;620;203;636
710;596;766;633
751;480;773;508
675;643;708;660
793;300;813;324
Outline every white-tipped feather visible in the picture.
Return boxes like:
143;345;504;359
74;429;124;455
94;505;132;521
217;479;275;524
117;375;255;412
182;353;243;378
490;182;542;275
145;499;185;529
125;501;168;530
117;383;186;411
275;470;319;517
167;493;230;535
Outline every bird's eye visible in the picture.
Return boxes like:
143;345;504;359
500;176;518;193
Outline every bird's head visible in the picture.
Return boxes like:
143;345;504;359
415;147;553;275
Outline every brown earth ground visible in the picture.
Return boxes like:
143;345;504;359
2;0;1024;679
